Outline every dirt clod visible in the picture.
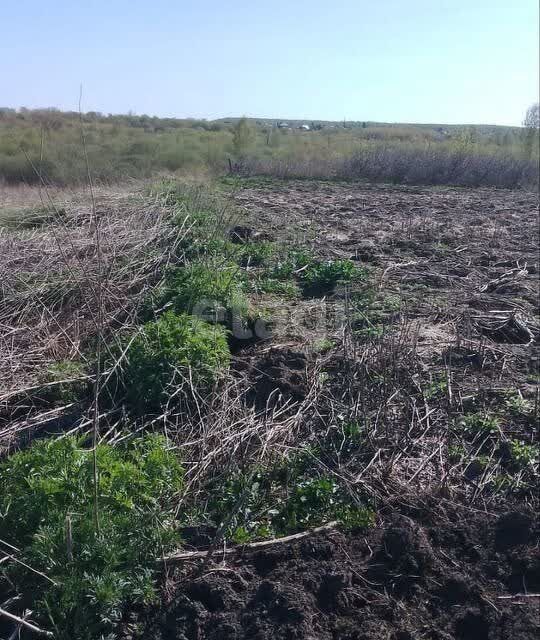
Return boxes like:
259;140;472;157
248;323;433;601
495;511;534;550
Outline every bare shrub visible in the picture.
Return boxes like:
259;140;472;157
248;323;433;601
239;143;538;189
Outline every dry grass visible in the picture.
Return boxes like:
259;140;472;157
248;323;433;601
0;186;190;449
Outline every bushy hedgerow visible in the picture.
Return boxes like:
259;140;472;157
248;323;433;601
0;435;183;640
118;311;230;413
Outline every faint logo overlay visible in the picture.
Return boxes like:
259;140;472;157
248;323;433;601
191;289;348;342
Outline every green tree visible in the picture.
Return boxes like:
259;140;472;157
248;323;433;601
232;116;255;158
522;103;539;158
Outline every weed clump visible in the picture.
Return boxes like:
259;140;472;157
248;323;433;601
0;435;184;640
236;241;276;267
507;440;539;470
301;259;362;295
117;311;230;413
272;248;314;280
252;276;300;298
270;249;363;296
162;263;249;322
456;413;501;439
205;455;374;543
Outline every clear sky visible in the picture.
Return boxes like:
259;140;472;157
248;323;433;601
1;0;538;125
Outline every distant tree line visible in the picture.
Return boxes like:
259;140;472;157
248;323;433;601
0;105;537;188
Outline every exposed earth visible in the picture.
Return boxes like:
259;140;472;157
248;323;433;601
118;179;539;640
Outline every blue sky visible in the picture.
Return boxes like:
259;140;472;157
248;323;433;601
1;1;538;125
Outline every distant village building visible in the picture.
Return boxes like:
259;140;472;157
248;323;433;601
278;122;289;129
299;124;310;131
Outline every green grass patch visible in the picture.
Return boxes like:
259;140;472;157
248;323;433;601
350;289;399;340
252;276;300;298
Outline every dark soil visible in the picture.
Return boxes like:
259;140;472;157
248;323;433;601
119;502;540;640
234;347;309;409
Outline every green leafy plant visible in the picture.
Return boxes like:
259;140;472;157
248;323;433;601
269;251;363;296
271;248;315;280
205;456;373;543
0;435;184;640
313;337;335;353
115;311;230;413
275;476;373;533
456;413;500;438
509;440;539;469
160;263;249;322
448;443;465;464
237;241;276;267
300;259;363;295
355;324;384;340
423;375;448;400
504;392;536;423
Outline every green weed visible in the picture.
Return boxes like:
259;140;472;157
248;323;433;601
456;413;500;438
509;440;539;469
423;376;448;400
350;289;399;340
114;311;230;413
237;241;276;267
160;262;249;322
271;248;315;280
448;444;465;464
269;250;363;296
301;259;362;295
504;392;536;422
312;338;335;353
205;455;373;542
0;435;184;640
252;276;300;298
